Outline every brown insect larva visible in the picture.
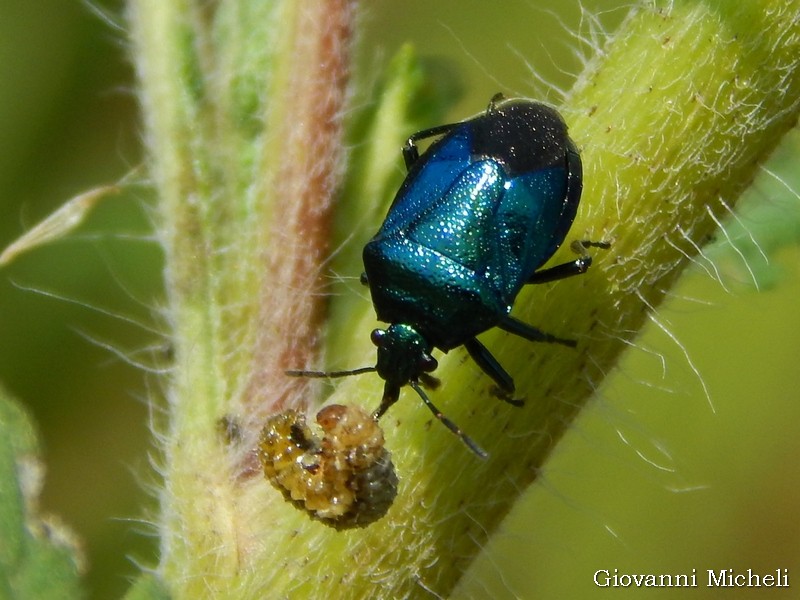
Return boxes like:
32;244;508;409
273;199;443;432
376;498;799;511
258;404;397;528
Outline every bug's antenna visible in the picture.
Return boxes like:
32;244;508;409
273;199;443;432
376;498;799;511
286;366;376;379
409;381;488;459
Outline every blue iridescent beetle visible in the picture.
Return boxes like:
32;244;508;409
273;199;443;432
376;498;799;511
291;95;605;457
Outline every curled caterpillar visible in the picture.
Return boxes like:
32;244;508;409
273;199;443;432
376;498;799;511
258;404;397;528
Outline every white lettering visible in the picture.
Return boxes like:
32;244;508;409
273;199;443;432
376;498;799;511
594;570;610;587
594;569;699;587
708;569;790;587
708;569;727;586
665;571;698;587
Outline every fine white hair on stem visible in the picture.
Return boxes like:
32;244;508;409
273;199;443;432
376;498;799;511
719;198;769;267
705;203;761;290
615;429;676;473
82;0;126;33
10;280;165;337
70;328;172;374
676;224;731;292
663;234;728;292
645;309;714;413
439;23;513;96
760;164;800;205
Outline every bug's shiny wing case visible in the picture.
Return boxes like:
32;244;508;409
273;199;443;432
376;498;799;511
363;100;581;351
469;101;582;274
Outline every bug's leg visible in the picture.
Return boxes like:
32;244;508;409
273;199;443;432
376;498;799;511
525;254;592;284
464;338;524;407
409;381;488;459
418;372;441;390
372;382;401;420
286;366;376;379
580;240;613;251
486;92;506;113
565;138;583;210
526;240;611;284
498;316;577;348
402;123;459;170
360;272;369;286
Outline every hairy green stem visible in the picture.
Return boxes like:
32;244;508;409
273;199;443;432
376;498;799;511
129;0;356;595
130;0;800;598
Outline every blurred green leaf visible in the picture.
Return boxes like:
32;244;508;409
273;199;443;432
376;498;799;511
122;574;171;600
0;384;84;599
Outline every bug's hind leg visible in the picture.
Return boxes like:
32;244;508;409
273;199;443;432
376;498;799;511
464;338;524;407
526;255;591;284
527;240;611;284
498;316;576;348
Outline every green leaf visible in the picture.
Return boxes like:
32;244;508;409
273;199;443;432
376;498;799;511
0;385;84;599
123;574;171;600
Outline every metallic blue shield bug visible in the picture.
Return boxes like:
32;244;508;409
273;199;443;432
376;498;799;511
291;95;605;457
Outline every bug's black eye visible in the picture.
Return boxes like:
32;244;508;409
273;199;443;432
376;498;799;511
370;329;386;347
420;354;438;373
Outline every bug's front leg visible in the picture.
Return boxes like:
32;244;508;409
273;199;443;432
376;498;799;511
372;382;401;420
464;338;524;407
402;123;459;170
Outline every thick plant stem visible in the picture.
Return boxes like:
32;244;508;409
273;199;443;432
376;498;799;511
129;0;356;596
242;1;353;418
130;0;800;598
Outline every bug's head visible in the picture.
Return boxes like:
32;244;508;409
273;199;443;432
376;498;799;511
371;324;437;387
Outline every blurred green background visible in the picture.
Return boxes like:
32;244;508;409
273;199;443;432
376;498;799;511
1;1;798;598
